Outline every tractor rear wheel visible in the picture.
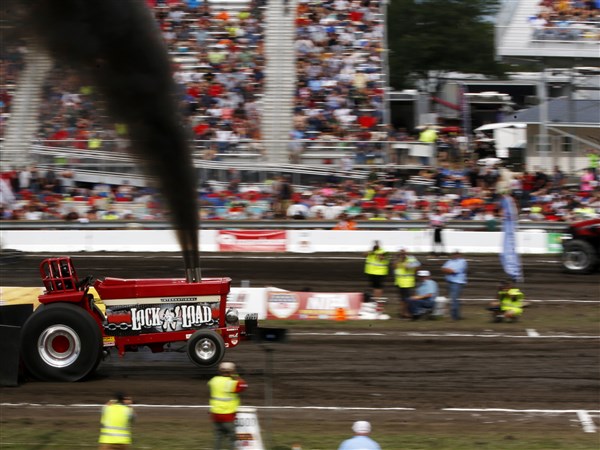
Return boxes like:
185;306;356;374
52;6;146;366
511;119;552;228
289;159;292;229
187;330;225;368
21;303;103;381
562;240;598;274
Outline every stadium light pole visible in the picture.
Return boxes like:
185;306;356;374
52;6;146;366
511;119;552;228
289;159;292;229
381;0;392;163
538;66;550;171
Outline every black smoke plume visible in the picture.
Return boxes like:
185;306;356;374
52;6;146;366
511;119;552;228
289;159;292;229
13;0;200;277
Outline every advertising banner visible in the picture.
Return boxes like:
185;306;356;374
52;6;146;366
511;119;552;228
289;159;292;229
227;288;269;320
235;407;264;449
267;291;363;320
500;194;523;281
547;233;564;254
218;230;287;252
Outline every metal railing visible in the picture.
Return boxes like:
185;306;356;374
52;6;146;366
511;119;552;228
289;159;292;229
0;219;571;232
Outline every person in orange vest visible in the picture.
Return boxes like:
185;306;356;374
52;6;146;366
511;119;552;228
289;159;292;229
98;392;135;450
333;213;358;230
208;361;248;450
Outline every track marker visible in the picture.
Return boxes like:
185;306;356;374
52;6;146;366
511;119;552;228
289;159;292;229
526;329;540;337
577;410;597;433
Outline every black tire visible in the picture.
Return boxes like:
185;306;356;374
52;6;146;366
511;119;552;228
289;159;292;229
20;303;103;382
562;240;598;274
186;330;225;368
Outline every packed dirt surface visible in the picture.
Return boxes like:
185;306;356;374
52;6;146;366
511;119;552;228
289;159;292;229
1;252;599;445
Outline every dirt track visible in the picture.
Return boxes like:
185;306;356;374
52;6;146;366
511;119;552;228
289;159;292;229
1;252;599;446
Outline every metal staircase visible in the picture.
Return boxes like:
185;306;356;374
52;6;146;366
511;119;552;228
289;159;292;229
1;46;53;168
260;0;297;164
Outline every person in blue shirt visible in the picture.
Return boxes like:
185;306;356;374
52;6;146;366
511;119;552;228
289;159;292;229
407;270;438;319
442;250;468;320
338;420;381;450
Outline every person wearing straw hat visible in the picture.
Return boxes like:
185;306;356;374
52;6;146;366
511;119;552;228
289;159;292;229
338;420;381;450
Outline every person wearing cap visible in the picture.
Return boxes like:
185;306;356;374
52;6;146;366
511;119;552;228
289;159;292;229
98;392;135;450
442;250;468;320
394;248;421;318
407;270;438;319
337;420;381;450
207;361;248;450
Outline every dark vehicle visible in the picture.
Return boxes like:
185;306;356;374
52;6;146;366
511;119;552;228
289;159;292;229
561;218;600;274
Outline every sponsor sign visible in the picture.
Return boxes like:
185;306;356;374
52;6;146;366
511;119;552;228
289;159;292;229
500;194;523;282
547;233;564;254
227;288;268;320
218;230;287;252
104;302;218;335
235;407;264;449
267;291;363;320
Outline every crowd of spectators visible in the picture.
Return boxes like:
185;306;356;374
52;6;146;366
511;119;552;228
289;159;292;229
32;0;266;157
530;0;600;41
291;0;388;162
1;159;598;224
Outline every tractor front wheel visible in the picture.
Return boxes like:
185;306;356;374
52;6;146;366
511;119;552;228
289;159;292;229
186;330;225;368
562;240;598;274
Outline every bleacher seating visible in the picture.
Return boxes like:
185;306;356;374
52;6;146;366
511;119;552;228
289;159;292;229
292;0;389;164
31;0;266;159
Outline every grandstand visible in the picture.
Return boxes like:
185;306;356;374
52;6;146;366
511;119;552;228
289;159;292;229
1;0;598;194
496;0;600;61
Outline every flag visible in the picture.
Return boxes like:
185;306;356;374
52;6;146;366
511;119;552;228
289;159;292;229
500;195;523;282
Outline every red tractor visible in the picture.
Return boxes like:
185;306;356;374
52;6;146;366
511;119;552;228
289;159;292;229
561;218;600;274
20;257;257;381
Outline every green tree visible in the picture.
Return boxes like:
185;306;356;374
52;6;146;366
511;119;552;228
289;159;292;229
387;0;503;89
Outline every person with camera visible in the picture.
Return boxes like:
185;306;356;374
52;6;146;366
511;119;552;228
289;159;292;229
98;392;135;450
208;361;248;450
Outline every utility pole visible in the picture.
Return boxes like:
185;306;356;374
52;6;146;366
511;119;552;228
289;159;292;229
538;64;550;171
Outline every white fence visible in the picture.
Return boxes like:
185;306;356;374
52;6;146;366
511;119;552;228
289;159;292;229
1;229;561;254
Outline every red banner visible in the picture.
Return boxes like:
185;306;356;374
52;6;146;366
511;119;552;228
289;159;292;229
267;291;363;320
218;230;287;252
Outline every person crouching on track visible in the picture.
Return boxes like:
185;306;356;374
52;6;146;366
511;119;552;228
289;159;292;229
488;279;525;322
98;392;135;450
208;361;248;450
407;270;438;320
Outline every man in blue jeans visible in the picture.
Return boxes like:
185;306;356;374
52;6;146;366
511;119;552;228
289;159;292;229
407;270;438;319
442;250;468;320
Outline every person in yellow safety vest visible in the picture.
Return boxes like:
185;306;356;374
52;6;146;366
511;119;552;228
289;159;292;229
418;125;438;166
98;392;135;450
394;248;421;318
364;240;390;299
208;361;248;450
487;279;526;322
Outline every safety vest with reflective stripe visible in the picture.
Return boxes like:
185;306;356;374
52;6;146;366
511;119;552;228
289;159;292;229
394;257;419;288
98;403;133;445
364;249;389;276
208;376;241;415
499;288;524;315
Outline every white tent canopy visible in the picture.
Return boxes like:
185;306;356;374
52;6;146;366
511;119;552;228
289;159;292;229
475;123;526;131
